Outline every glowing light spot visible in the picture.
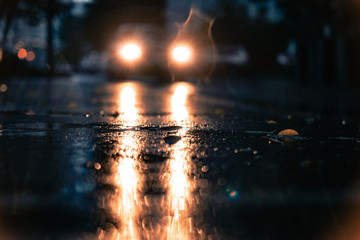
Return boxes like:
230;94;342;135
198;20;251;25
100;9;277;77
120;43;142;61
229;190;237;197
18;48;27;59
0;48;3;62
172;46;191;63
0;84;7;92
26;51;35;61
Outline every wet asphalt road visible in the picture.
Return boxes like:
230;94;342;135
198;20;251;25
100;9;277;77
0;74;360;240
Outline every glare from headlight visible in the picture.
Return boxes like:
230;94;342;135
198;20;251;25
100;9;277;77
119;43;142;61
172;46;191;63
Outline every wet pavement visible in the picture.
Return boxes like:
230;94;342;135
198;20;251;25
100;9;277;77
0;74;360;240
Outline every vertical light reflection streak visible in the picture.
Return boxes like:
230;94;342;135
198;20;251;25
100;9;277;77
115;134;138;240
171;85;189;124
112;84;139;240
119;84;138;127
167;83;198;240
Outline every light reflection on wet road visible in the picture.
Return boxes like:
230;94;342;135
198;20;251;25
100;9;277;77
96;82;206;239
167;84;197;240
112;85;140;239
1;75;360;239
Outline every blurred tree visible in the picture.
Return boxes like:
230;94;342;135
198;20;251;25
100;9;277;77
0;0;20;52
20;0;71;75
60;15;88;69
0;0;71;74
278;0;360;85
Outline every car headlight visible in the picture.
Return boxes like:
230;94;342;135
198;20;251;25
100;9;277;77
119;43;142;61
171;45;192;63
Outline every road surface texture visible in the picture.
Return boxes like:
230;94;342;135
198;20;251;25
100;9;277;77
0;74;360;240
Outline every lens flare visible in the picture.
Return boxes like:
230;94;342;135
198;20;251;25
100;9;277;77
120;43;142;61
172;46;191;63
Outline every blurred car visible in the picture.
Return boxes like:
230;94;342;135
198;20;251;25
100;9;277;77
106;23;170;82
106;20;216;82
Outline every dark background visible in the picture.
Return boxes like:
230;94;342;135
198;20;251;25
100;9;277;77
1;0;360;87
1;1;360;240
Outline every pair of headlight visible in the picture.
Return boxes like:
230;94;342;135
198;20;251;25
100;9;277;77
118;43;192;63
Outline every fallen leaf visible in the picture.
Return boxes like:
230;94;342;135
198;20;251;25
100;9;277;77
278;129;299;136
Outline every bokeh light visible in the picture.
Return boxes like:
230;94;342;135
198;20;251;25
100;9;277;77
17;48;27;59
226;188;239;199
15;41;24;50
229;191;237;197
0;84;7;93
26;51;35;61
172;46;191;63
